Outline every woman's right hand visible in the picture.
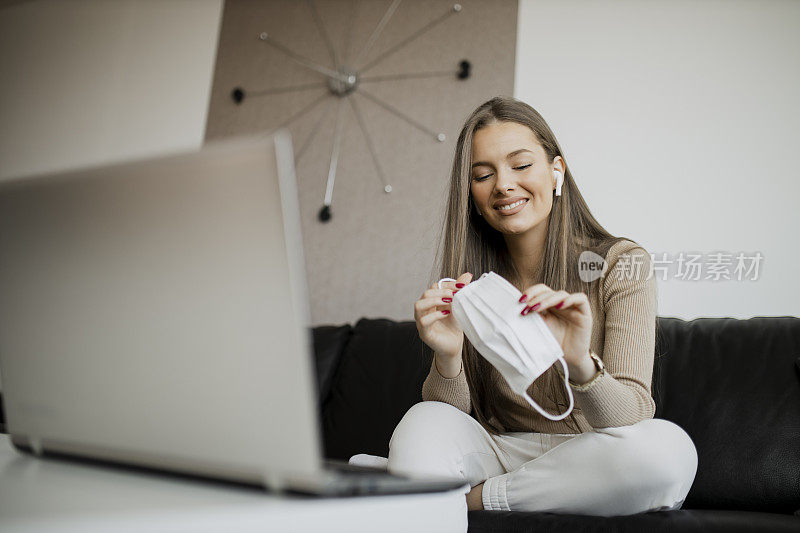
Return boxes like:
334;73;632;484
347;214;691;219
414;272;474;365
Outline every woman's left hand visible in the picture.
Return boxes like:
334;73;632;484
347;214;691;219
518;284;593;370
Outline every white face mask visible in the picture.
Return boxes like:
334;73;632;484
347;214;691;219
438;272;574;421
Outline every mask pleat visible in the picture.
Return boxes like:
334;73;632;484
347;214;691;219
446;272;576;422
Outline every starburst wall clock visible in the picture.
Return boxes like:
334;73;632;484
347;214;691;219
229;0;471;223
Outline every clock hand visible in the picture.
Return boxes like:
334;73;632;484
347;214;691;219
258;32;346;83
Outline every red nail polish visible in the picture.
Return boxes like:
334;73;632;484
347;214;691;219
519;294;528;303
455;283;465;288
555;301;564;309
442;310;450;315
442;297;452;302
531;303;541;311
521;306;530;316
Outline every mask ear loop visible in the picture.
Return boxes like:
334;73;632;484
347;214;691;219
521;357;575;421
437;278;457;289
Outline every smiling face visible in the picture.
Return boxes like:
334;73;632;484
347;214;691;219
470;121;564;236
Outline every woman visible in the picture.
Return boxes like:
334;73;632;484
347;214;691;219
389;96;698;515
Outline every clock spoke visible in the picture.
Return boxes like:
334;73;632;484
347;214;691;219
307;0;340;70
295;98;336;166
324;98;347;207
352;0;402;69
348;96;389;193
360;70;454;83
268;91;330;134
259;32;344;82
248;81;327;98
357;88;443;142
340;0;359;67
358;3;462;74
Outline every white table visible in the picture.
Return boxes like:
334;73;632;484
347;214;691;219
0;435;469;532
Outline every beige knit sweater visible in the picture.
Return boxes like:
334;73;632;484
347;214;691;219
421;239;658;433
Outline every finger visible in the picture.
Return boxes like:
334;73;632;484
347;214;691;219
531;290;571;313
548;292;591;315
416;290;456;317
521;289;566;315
418;306;452;328
422;288;456;301
455;271;473;288
520;285;555;311
518;283;553;304
415;294;454;317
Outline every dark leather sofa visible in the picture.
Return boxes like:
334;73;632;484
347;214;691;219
312;316;800;532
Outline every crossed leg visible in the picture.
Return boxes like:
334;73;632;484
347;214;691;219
387;401;698;516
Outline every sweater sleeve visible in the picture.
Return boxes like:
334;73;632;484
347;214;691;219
421;356;472;414
570;243;658;428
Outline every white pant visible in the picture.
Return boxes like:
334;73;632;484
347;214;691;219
384;401;698;515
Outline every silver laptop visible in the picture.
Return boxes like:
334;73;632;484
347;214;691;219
0;131;464;496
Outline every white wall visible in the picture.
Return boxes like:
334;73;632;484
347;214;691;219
0;0;222;388
0;0;223;181
1;0;797;324
515;0;800;319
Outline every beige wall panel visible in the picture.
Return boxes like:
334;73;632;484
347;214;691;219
207;0;517;326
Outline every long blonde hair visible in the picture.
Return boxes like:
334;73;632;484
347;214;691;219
432;96;636;434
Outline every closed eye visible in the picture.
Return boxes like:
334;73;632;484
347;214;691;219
474;164;532;181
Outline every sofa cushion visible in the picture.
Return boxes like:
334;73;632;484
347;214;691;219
311;324;353;407
318;316;800;514
653;316;800;514
467;509;800;532
321;318;432;460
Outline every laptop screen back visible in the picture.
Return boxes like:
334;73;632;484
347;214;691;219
0;132;320;487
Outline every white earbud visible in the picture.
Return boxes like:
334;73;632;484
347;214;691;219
553;170;563;196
